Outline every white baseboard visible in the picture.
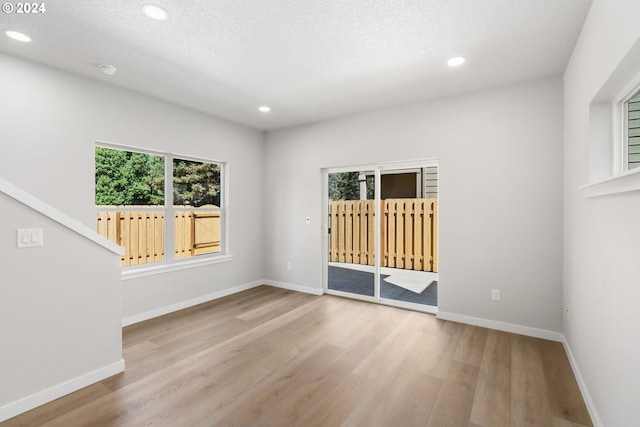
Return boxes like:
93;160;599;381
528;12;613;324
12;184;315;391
562;337;604;427
264;279;324;296
0;359;125;423
436;311;564;342
122;280;264;326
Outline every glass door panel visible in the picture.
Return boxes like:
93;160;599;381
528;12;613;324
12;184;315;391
327;171;376;298
379;167;438;308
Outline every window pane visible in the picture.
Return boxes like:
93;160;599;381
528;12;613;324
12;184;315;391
95;146;164;206
95;146;165;267
629;91;640;170
329;171;374;201
174;158;222;259
173;159;221;207
174;209;221;259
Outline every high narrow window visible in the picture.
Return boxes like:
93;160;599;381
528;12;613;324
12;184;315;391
95;145;225;267
627;90;640;170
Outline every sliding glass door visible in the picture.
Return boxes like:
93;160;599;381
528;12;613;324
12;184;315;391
325;162;438;311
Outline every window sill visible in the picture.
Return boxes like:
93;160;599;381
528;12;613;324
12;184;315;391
581;168;640;198
121;254;233;280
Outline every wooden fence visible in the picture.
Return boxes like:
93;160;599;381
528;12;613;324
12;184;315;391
329;198;437;272
97;207;220;266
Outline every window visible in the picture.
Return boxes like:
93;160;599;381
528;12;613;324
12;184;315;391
582;49;640;197
626;90;640;170
95;144;225;268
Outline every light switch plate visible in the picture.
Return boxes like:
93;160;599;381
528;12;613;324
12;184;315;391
17;228;43;248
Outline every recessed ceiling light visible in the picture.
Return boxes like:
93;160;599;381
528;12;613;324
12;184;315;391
98;64;117;75
258;106;271;113
447;56;466;67
142;4;168;20
4;30;31;42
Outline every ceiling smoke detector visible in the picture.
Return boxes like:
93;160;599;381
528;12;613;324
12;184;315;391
98;64;117;75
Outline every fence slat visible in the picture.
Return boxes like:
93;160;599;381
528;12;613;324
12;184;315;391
338;202;346;263
414;200;424;271
352;202;360;265
380;200;387;267
423;199;432;272
345;202;353;264
405;199;414;270
330;203;338;262
432;201;438;272
368;200;375;266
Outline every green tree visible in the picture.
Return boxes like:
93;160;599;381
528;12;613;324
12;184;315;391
173;159;220;207
95;147;163;206
329;172;373;200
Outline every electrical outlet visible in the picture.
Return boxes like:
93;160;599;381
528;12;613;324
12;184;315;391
491;288;501;301
287;261;292;270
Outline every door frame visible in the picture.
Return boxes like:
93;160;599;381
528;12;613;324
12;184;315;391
322;159;439;314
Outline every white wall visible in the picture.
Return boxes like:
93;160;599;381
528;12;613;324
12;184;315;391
564;0;640;425
0;193;122;421
264;77;564;334
0;53;265;319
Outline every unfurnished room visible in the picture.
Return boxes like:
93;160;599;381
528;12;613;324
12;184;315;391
1;1;639;426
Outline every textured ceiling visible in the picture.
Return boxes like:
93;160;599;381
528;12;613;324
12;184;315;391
0;0;592;131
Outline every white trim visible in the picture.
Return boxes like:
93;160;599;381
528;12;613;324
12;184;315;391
580;166;640;197
374;168;381;300
325;290;438;314
122;279;263;326
379;298;438;314
122;279;322;327
562;337;604;427
0;177;123;256
325;288;377;303
264;280;324;296
436;311;563;342
0;359;125;423
121;254;234;280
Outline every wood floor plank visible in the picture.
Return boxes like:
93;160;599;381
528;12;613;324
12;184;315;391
539;339;593;426
511;335;553;427
426;360;479;427
453;324;488;367
2;287;593;427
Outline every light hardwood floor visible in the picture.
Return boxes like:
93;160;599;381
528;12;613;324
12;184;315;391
3;286;592;427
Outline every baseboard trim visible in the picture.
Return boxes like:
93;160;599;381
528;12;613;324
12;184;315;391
264;280;324;296
0;359;125;423
562;337;604;427
436;311;564;342
122;280;264;326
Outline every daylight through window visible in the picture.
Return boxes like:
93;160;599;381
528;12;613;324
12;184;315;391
95;145;224;267
627;90;640;170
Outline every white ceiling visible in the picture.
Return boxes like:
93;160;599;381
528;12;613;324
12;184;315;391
0;0;592;131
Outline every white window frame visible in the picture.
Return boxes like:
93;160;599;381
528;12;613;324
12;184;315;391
612;72;640;175
95;142;232;279
582;70;640;198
